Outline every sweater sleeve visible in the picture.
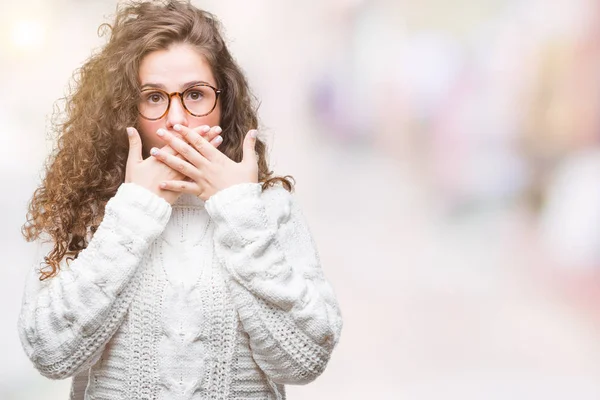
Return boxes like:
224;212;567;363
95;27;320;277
204;183;343;385
17;183;172;380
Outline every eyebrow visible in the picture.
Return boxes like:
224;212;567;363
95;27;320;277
140;80;213;90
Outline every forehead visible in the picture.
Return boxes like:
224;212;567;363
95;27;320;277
138;43;216;88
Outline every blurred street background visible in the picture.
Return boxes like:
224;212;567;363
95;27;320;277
3;0;600;398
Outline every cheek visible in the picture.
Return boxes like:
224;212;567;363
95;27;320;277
189;105;221;129
137;118;162;149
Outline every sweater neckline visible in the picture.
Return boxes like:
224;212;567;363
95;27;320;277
172;193;206;208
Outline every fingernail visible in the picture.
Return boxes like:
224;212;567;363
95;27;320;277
160;182;167;188
214;126;222;134
250;130;258;138
173;124;182;131
150;147;159;156
126;127;134;136
202;125;210;133
156;129;165;137
214;136;223;144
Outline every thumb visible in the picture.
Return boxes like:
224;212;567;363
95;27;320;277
126;127;143;165
242;129;258;165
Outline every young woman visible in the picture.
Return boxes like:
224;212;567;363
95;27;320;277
18;1;343;399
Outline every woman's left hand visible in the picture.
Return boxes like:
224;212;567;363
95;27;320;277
150;124;259;201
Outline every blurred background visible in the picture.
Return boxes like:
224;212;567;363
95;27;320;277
3;0;600;398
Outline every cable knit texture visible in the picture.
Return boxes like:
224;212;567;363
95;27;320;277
18;182;343;400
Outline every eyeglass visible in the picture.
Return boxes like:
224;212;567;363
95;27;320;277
138;83;222;120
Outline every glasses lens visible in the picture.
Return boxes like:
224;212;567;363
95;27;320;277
182;85;217;116
138;90;169;120
138;85;218;119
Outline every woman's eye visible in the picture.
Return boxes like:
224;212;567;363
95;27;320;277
146;92;165;103
186;90;204;101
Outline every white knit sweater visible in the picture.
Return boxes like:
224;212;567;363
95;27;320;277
18;182;343;400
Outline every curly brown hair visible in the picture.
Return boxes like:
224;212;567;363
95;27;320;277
22;0;295;281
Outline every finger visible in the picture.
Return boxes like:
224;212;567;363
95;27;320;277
193;125;211;138
242;129;258;165
154;131;193;155
174;125;208;149
160;144;178;155
159;179;201;195
156;128;207;167
191;125;221;147
150;146;201;180
174;124;219;161
155;125;204;154
205;125;222;143
211;135;223;148
126;127;143;166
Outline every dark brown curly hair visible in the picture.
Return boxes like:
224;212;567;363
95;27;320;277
22;0;294;280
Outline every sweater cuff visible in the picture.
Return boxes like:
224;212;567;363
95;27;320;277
105;183;172;240
204;182;264;247
111;183;171;222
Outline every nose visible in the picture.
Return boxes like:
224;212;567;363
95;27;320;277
165;95;189;130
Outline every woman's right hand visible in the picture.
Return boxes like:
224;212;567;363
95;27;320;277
124;126;222;204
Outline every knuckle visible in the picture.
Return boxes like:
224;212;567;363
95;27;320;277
192;138;203;149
